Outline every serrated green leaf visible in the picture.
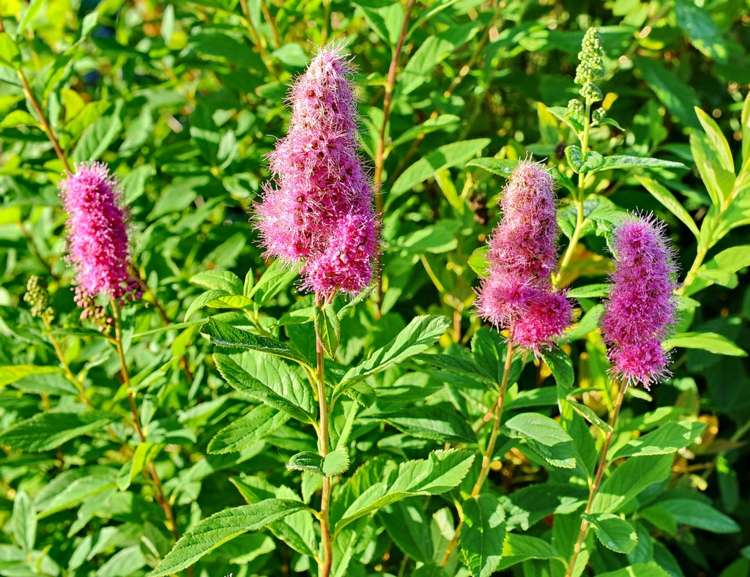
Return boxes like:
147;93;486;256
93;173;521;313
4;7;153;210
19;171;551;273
566;284;610;299
203;319;307;364
247;259;298;306
592;455;672;514
466;157;518;176
12;490;36;552
657;498;740;534
213;352;315;422
636;176;700;238
590;155;685;174
208;405;289;454
339;315;449;388
392;139;490;197
323;448;350;476
663;332;746;356
595;562;671;577
148;500;306;577
586;513;638;554
0;412;113;452
611;420;705;460
505;412;576;469
287;451;323;472
190;270;243;294
460;494;506;577
0;365;61;388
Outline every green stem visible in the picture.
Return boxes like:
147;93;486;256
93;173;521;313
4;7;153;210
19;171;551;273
440;337;515;566
314;305;333;577
564;380;629;577
43;318;89;406
111;300;181;543
555;100;592;289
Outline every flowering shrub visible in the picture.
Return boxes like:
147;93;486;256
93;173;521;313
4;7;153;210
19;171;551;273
0;3;749;577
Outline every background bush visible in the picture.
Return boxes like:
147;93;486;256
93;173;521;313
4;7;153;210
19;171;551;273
0;1;749;576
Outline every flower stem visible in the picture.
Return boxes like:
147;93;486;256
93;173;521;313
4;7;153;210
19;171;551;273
440;337;515;566
564;380;629;577
373;0;416;318
111;299;180;543
43;318;89;406
314;305;333;577
17;68;71;173
555;100;592;289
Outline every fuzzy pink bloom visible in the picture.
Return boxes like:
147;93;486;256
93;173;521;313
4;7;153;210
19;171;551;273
60;162;135;300
601;216;676;387
476;162;571;350
256;47;378;297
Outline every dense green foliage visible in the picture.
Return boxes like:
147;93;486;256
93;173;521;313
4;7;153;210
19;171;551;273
1;1;749;577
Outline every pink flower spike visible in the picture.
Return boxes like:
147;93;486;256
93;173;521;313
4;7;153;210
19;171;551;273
601;215;677;387
475;161;571;350
256;46;378;298
60;162;135;301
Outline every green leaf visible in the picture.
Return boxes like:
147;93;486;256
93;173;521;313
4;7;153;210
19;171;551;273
691;131;735;207
353;0;404;46
148;500;306;577
213;352;315;423
689;245;750;294
595;562;672;577
315;303;341;358
460;494;506;577
695;107;734;174
656;498;740;534
675;0;728;62
247;260;298;306
0;32;20;65
381;403;476;443
468;246;489;278
566;284;610;299
392;139;490;197
636;176;700;238
71;102;123;163
0;365;60;388
190;270;243;294
207;405;289;454
323;448;350;476
287;451;323;472
663;332;746;356
586;513;638;554
466;157;518;176
11;490;36;552
589;155;685;174
203;319;307;364
637;58;700;129
340;315;449;387
335;449;474;532
504;412;576;469
0;412;113;452
592;455;672;514
611;420;705;460
497;533;562;570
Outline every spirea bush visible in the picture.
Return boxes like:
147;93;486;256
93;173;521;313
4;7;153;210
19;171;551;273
0;3;749;577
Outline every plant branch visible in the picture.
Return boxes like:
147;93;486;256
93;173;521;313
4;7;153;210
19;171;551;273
314;304;333;577
111;300;180;543
441;337;515;566
373;0;416;317
564;379;628;577
17;68;72;173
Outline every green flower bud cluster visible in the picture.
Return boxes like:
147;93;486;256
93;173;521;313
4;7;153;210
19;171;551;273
575;28;605;104
24;275;55;324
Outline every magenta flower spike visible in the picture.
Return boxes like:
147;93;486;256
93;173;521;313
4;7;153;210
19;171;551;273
476;162;572;350
60;162;135;302
601;216;677;387
256;47;378;299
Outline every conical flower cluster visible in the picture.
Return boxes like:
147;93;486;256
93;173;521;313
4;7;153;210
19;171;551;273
476;162;571;350
256;47;378;298
60;162;135;302
602;216;676;387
